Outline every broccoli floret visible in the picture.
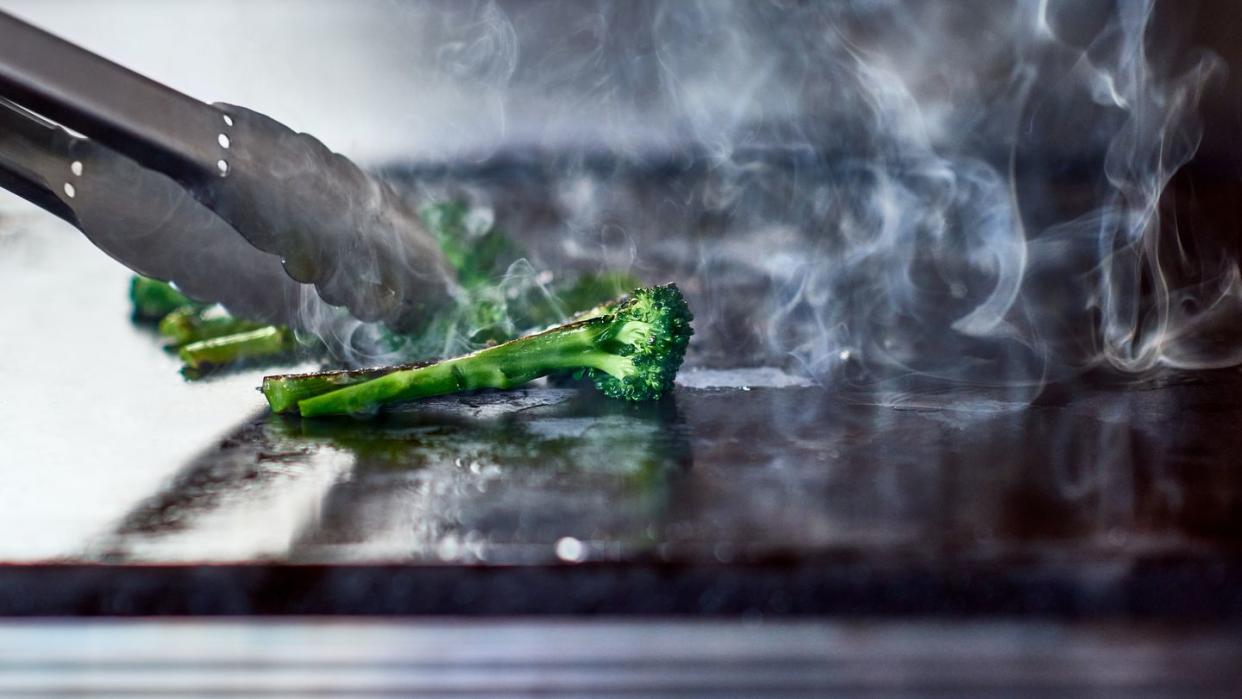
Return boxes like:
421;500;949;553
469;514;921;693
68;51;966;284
292;284;693;417
581;284;694;401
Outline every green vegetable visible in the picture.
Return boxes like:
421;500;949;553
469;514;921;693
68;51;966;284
262;362;430;414
179;326;295;375
131;204;648;382
413;201;642;348
421;201;523;290
293;284;692;417
129;276;201;322
261;288;638;413
158;306;265;346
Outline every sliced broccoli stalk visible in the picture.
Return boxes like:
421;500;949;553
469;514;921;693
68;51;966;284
294;284;692;417
262;361;432;414
158;305;266;346
262;285;643;413
179;326;295;377
129;276;203;322
374;269;643;366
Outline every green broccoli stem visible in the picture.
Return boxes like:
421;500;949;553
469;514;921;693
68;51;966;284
298;320;629;417
158;306;265;346
263;363;429;414
179;326;294;372
265;288;627;412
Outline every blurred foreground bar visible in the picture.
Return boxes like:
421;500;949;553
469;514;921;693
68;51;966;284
1;619;1239;696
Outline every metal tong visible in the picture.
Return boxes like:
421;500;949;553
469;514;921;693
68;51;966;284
0;10;456;330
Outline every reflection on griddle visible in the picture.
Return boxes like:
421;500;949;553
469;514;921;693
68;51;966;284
91;371;1242;569
95;387;692;563
283;389;692;563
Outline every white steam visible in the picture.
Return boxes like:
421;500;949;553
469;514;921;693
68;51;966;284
647;0;1227;386
304;1;1236;391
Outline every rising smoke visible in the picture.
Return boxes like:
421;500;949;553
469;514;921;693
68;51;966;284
346;1;1236;393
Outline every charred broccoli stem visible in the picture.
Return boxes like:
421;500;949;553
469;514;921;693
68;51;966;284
129;275;306;377
158;306;266;346
262;361;431;414
293;284;692;417
261;287;637;413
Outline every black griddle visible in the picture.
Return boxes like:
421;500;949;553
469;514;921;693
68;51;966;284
3;152;1242;617
3;368;1242;616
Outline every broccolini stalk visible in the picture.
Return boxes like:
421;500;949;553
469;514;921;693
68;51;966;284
261;286;636;413
158;305;265;346
179;326;294;374
295;284;692;417
263;362;430;414
129;276;202;322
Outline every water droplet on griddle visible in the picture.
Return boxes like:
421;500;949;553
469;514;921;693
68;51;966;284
555;536;585;562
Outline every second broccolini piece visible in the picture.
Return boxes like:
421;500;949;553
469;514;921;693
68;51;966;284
179;326;297;375
158;305;266;346
293;284;693;417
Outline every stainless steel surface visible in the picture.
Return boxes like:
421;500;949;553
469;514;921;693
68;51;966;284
0;100;75;222
0;9;457;328
194;102;458;331
1;619;1238;697
0;99;312;324
0;10;225;183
